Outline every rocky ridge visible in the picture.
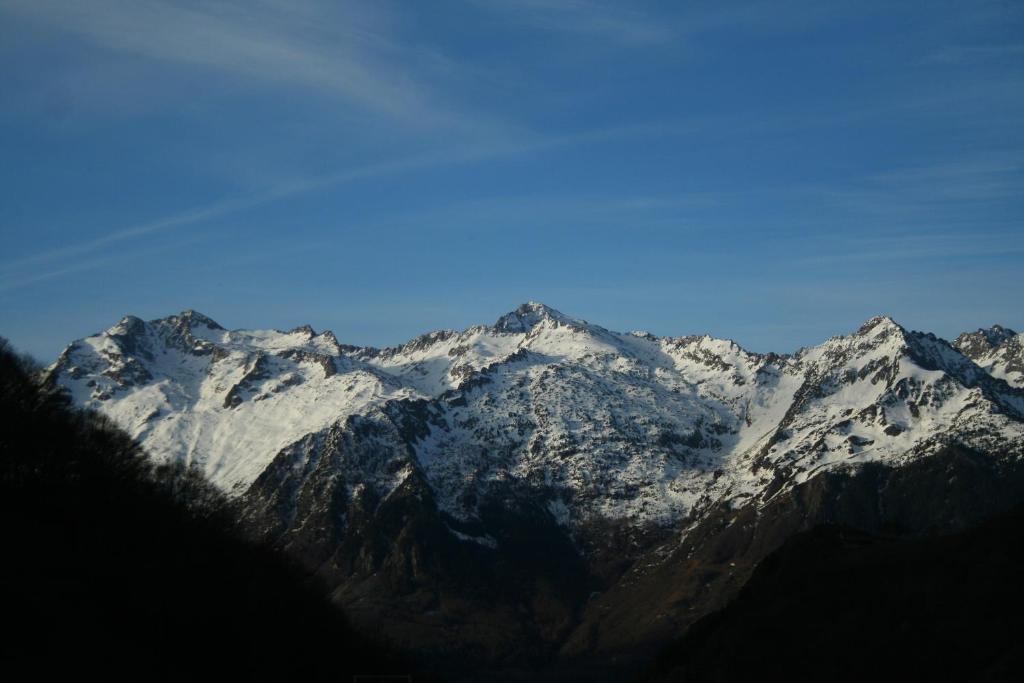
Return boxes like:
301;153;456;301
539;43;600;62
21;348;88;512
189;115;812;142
50;303;1024;524
955;324;1024;388
47;304;1024;673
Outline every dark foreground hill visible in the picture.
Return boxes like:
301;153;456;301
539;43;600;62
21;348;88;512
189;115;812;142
0;338;416;681
647;502;1024;682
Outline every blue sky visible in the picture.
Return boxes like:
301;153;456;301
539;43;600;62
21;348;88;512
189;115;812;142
1;0;1022;360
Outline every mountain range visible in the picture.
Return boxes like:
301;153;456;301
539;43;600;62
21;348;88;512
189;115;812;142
46;303;1024;677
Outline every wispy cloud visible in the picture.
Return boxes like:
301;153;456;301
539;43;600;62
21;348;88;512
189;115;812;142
0;119;702;289
470;0;868;45
0;234;213;293
815;155;1024;222
1;0;469;126
360;191;720;238
923;44;1024;65
784;237;1024;268
0;147;476;284
472;0;671;44
18;116;1019;293
870;159;1024;200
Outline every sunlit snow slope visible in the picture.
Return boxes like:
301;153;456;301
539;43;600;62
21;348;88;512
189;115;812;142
955;325;1024;388
50;304;1024;528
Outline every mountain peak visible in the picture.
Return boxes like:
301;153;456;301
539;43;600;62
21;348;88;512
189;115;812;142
855;315;904;338
176;310;224;331
110;315;147;337
493;302;573;333
954;325;1018;356
954;325;1019;362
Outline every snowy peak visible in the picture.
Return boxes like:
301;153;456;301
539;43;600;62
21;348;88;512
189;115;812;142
46;306;1024;526
176;309;225;331
822;315;1022;405
955;325;1018;357
801;315;994;388
113;310;232;358
493;301;580;333
149;309;225;340
110;314;148;338
837;317;1004;393
795;315;908;375
855;314;904;337
840;315;907;356
954;325;1024;389
954;325;1019;360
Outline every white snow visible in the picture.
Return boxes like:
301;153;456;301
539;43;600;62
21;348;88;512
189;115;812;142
50;305;1024;530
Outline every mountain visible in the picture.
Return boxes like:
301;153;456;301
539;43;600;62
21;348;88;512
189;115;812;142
646;501;1024;682
0;339;412;681
48;304;1024;515
955;325;1024;388
46;304;1024;677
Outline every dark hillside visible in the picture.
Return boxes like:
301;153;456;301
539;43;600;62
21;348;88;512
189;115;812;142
0;339;416;681
647;501;1024;682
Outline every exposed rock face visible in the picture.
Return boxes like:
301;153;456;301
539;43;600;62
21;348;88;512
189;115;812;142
47;305;1024;674
955;325;1024;388
954;324;1017;358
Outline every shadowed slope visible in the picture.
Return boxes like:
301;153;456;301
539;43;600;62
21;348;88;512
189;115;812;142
0;338;415;681
646;502;1024;682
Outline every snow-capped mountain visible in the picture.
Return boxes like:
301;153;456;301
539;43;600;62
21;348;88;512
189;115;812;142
50;303;1024;527
47;304;1024;670
955;325;1024;388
